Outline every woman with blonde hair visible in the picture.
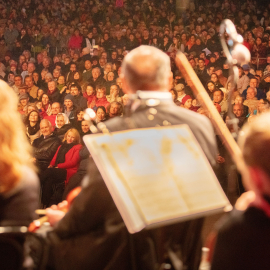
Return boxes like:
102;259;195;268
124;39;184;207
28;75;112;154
40;128;82;207
0;80;39;225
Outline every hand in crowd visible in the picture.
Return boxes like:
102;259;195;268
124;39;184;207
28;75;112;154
46;200;68;227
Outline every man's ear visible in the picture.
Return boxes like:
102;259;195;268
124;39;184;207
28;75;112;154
121;75;132;95
248;167;264;191
168;72;173;91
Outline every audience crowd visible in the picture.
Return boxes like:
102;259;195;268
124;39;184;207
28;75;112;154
1;0;270;205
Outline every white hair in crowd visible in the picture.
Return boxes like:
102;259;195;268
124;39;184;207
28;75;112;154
121;45;171;92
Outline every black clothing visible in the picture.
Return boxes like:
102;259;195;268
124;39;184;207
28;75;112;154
48;99;218;270
88;75;106;87
27;123;40;135
72;95;87;110
212;206;270;270
55;143;75;166
54;124;73;140
40;168;67;207
32;134;62;172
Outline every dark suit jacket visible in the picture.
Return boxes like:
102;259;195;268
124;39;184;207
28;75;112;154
48;100;218;270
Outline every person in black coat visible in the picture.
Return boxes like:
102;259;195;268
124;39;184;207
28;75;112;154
54;113;73;141
46;46;217;270
32;119;61;172
47;81;61;103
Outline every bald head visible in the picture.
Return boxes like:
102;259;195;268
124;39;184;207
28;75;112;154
121;46;171;93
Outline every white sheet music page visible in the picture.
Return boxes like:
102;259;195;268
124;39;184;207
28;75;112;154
84;125;230;233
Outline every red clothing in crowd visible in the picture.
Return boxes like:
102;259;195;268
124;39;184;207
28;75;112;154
44;114;57;127
83;93;97;106
95;96;110;109
68;35;83;49
50;144;82;184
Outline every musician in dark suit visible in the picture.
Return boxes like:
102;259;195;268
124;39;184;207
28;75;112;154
46;46;218;270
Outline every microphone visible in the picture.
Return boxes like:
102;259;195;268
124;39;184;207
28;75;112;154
220;19;250;65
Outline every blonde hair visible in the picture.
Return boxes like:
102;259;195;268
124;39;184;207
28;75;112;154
62;128;81;145
0;81;33;193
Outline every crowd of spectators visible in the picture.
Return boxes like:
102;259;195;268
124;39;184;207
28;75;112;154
1;0;270;205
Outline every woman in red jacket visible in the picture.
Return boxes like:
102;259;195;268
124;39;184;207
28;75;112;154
68;29;83;50
40;128;82;207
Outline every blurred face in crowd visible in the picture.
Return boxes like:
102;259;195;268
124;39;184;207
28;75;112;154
246;88;256;100
233;104;244;118
43;57;50;68
40;121;52;137
116;77;122;89
86;85;94;96
64;99;73;109
184;99;192;109
249;78;257;88
211;74;218;83
70;64;76;72
56;115;65;128
92;68;100;79
20;98;28;107
51;103;61;115
29;111;39;123
213;91;223;103
77;111;84;121
58;76;65;84
107;71;114;81
109;103;120;116
96;89;105;99
235;96;244;105
22;62;28;71
207;82;215;92
110;85;119;96
53;69;60;79
85;60;92;70
42;94;49;105
66;131;76;144
198;59;205;69
96;108;106;121
74;72;80;80
81;120;90;133
28;63;35;73
25;77;34;88
48;81;56;92
71;86;79;96
14;76;22;87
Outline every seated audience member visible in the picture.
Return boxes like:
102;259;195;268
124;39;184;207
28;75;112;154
82;60;92;82
25;110;41;144
182;95;196;111
226;66;250;94
41;128;82;207
210;73;222;88
18;93;29;115
175;83;186;102
234;95;249;116
83;84;97;106
54;113;73;140
211;112;270;269
233;104;247;128
44;102;62;127
62;146;90;199
32;119;61;172
242;64;255;79
215;67;227;87
70;83;87;109
64;94;76;120
80;120;91;137
169;89;181;106
40;93;52;118
57;75;66;92
71;108;84;132
259;72;270;92
243;87;259;112
47;80;61;103
206;80;219;99
106;84;122;103
242;78;266;100
95;106;108;123
213;89;228;117
107;101;123;118
12;75;23;94
88;67;106;86
257;99;270;115
25;75;39;100
0;81;39;226
90;85;110;110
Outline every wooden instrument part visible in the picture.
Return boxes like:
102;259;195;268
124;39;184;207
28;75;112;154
175;52;246;173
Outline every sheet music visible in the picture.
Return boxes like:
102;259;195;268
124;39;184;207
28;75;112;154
84;125;229;232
